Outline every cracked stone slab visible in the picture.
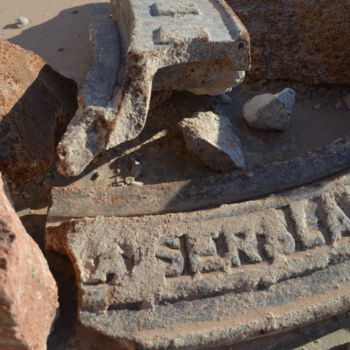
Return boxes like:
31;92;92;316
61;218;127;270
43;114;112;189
46;170;350;349
48;137;350;220
57;0;250;177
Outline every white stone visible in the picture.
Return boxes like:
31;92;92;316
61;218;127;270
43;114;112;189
243;88;296;131
15;17;30;28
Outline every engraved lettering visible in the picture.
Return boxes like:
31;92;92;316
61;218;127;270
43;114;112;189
151;2;199;17
186;232;226;273
156;236;185;277
262;209;295;258
224;228;262;267
154;191;350;280
153;26;209;45
84;245;130;284
289;201;326;249
321;193;350;242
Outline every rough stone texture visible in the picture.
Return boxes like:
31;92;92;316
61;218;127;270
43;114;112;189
48;137;350;219
57;0;250;177
46;170;350;349
180;111;245;171
226;0;350;85
243;88;295;131
0;174;58;350
0;41;77;185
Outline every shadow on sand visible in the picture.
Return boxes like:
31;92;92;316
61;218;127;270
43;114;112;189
8;2;110;85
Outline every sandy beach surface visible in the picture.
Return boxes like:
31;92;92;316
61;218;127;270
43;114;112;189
0;0;109;85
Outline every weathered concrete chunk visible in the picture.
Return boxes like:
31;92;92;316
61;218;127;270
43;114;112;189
0;174;58;350
57;0;250;177
46;170;350;349
243;88;295;131
180;111;245;171
227;0;350;85
0;41;77;185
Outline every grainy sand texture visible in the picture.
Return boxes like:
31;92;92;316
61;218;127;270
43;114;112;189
0;0;109;85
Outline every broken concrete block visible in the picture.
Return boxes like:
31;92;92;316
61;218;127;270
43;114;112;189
0;174;58;350
243;88;296;131
0;41;77;185
180;111;245;171
46;170;350;349
57;0;250;177
227;0;350;85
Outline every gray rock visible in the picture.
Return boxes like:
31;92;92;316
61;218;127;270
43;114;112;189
180;111;245;171
243;88;296;131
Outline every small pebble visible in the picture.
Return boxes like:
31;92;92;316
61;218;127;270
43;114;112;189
312;104;322;110
130;160;142;179
15;16;30;28
125;177;135;185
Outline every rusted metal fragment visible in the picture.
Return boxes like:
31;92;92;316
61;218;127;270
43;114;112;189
46;172;350;349
49;137;350;220
57;0;250;177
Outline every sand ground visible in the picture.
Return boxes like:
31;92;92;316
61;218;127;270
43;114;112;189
0;0;109;85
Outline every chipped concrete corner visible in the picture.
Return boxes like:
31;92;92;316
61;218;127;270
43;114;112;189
57;0;250;177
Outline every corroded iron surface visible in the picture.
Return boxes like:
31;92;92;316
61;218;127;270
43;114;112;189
49;137;350;220
47;169;350;349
